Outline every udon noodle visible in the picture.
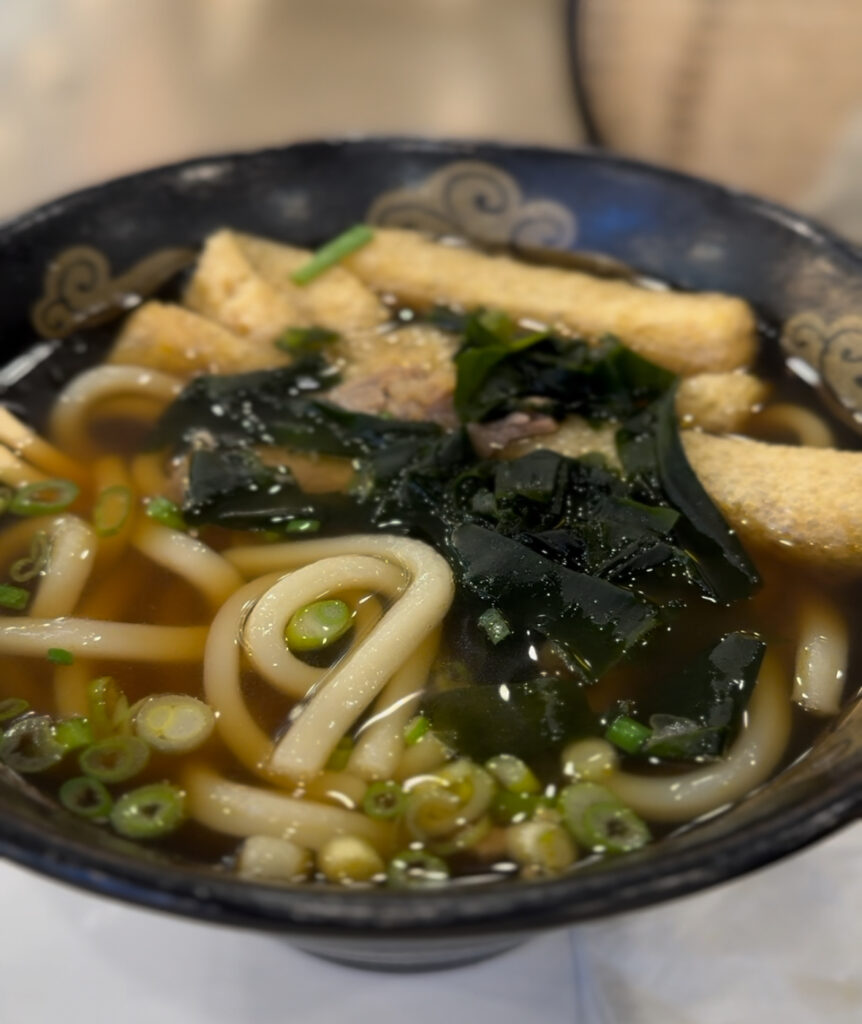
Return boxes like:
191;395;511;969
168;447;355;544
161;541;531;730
0;224;855;888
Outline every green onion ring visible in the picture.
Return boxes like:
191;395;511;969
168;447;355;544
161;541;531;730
79;735;150;783
10;479;79;516
0;715;65;772
110;782;187;839
93;484;133;537
59;776;113;820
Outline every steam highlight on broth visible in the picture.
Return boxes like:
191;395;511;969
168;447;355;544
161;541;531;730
0;224;856;890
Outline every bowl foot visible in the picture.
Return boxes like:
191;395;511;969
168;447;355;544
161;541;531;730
289;932;529;972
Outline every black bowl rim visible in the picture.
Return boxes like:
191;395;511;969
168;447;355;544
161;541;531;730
0;135;860;937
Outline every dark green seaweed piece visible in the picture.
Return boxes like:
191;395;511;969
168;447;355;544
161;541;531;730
272;399;441;457
150;356;338;449
183;447;359;531
452;311;675;423
654;390;759;602
156;370;441;456
642;717;724;760
453;311;549;421
449;523;659;680
617;389;760;602
423;676;598;762
641;631;765;758
274;326;339;355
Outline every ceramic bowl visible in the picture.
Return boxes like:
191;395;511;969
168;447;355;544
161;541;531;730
0;139;860;971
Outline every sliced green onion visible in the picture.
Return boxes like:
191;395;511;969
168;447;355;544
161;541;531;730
237;835;312;882
0;484;13;515
59;776;113;820
110;782;187;839
145;496;186;531
403;715;430;747
79;735;150;783
0;583;29;610
605;715;652;754
10;479;79;516
561;737;618;781
506;820;577;873
477;607;511;645
428;814;491;857
290;225;374;285
0;697;29;724
54;716;94;753
133;694;215;754
283;518;321;535
47;647;74;666
386;849;450;888
0;715;65;773
93;484;133;538
86;676;130;738
491;788;540;826
318;835;385;883
274;325;340;354
325;735;354;772
485;754;540;795
361;780;405;821
285;598;353;652
404;784;463;840
9;530;50;582
580;802;651;854
434;759;496;822
557;782;624;847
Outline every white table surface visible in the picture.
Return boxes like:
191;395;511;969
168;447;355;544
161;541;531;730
1;823;859;1024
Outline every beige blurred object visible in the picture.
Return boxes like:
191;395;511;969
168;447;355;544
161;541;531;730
575;0;862;227
0;0;578;220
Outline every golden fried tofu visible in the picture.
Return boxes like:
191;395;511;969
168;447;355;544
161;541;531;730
184;230;387;342
676;372;768;433
335;323;456;379
683;432;862;569
108;301;287;377
184;231;301;343
345;228;757;376
234;233;388;331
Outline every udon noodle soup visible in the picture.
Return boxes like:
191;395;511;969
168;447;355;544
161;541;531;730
0;225;855;888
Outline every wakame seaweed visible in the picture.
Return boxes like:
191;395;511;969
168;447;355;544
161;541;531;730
157;311;763;759
642;632;765;758
183;448;358;531
605;632;767;761
423;676;598;763
152;358;441;457
150;355;338;449
448;523;658;680
451;310;675;423
618;388;760;602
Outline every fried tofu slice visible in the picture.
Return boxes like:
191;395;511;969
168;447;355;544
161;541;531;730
344;228;757;376
335;323;456;378
184;230;387;342
676;372;768;433
683;432;862;569
108;301;287;376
